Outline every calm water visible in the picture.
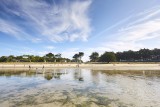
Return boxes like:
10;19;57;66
0;69;160;107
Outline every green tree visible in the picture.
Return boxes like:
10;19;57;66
46;53;54;58
99;52;116;63
55;53;61;58
139;48;151;61
89;52;99;62
34;56;44;62
73;54;79;62
0;56;7;62
15;56;23;62
7;55;15;62
55;53;62;62
78;52;84;63
45;53;54;62
28;55;36;62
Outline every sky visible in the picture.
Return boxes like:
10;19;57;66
0;0;160;61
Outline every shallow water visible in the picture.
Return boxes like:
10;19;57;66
0;69;160;107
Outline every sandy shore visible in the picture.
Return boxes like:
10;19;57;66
0;63;160;70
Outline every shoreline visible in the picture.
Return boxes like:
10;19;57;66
0;63;160;70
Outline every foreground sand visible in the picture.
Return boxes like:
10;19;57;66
0;63;160;70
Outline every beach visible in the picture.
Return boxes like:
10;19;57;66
0;63;160;70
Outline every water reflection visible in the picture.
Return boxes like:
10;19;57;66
0;69;160;107
43;71;66;80
0;69;69;80
73;69;84;81
98;70;160;77
44;73;53;80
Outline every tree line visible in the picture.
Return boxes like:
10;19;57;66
89;48;160;62
0;53;71;62
0;48;160;63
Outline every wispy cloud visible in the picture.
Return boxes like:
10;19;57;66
0;0;92;42
118;6;160;42
118;20;160;42
101;6;160;51
0;18;42;42
0;19;21;39
45;46;55;50
92;15;133;40
5;47;49;57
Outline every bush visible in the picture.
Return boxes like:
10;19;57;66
99;52;116;63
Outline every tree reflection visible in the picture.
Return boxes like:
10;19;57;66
0;70;29;77
44;73;53;80
26;70;36;77
43;69;68;80
90;70;100;85
74;69;84;81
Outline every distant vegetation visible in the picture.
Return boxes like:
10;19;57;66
116;48;160;62
90;48;160;63
0;48;160;63
0;53;71;63
0;52;85;63
72;52;84;63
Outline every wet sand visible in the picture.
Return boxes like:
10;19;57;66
0;63;160;70
0;69;160;107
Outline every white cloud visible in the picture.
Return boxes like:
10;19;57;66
45;46;55;50
0;0;92;42
100;6;160;51
102;41;144;52
117;19;160;42
92;15;132;39
5;47;49;57
127;6;160;27
118;6;160;42
0;19;21;39
0;18;42;42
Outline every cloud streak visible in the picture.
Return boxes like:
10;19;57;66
0;0;92;42
0;18;42;42
101;6;160;51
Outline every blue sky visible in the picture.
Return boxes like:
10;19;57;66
0;0;160;61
